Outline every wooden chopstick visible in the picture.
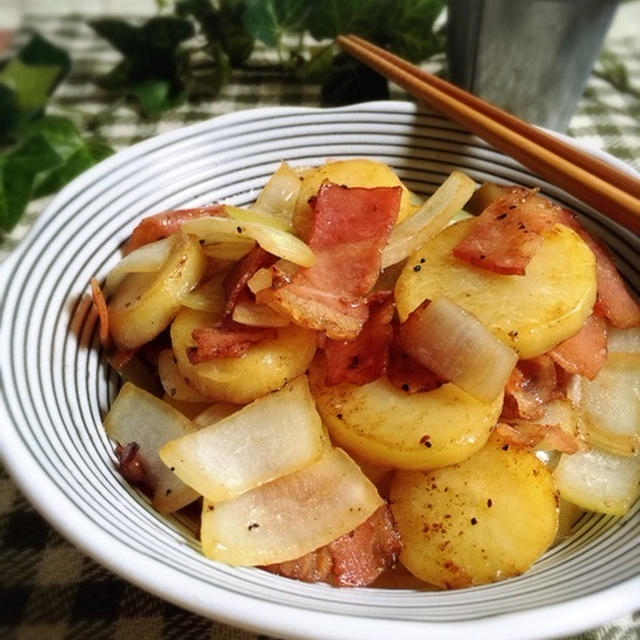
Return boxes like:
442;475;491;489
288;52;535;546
337;34;640;234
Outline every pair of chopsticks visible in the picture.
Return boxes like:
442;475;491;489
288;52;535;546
337;34;640;235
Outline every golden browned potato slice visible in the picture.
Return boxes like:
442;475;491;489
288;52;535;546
390;432;559;588
293;158;418;236
309;359;503;470
394;219;597;359
108;233;207;350
171;308;317;404
200;448;383;565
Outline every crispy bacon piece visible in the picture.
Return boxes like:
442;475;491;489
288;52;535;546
555;208;640;328
548;314;607;380
502;355;561;420
495;422;580;454
323;292;395;386
452;187;559;275
126;205;225;252
188;321;277;363
223;246;275;316
115;442;153;496
263;505;401;587
258;182;400;340
90;277;110;346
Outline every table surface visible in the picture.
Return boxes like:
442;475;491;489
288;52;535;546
1;6;639;640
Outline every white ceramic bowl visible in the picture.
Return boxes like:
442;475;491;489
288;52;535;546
1;102;638;640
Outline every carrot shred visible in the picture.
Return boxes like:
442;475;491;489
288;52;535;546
90;277;110;347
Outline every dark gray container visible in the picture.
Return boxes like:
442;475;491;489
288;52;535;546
447;0;618;131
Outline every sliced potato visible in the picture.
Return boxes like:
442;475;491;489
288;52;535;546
580;352;640;456
390;432;559;588
309;358;503;470
293;158;418;236
159;377;326;502
200;448;383;565
553;448;640;515
108;232;208;350
394;219;597;359
103;382;199;514
170;308;317;404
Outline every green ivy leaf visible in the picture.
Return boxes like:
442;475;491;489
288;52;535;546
0;134;62;232
0;85;20;141
0;156;34;231
90;17;194;113
0;58;61;116
19;32;72;91
321;53;389;106
243;0;310;47
381;0;446;62
307;0;381;41
33;141;113;198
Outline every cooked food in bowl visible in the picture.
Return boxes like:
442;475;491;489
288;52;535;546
91;158;640;590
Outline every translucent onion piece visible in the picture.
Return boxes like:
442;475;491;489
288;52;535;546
579;352;640;456
180;273;227;313
183;216;315;267
157;349;210;403
226;205;289;231
159;376;326;502
607;326;640;353
553;447;640;515
104;235;175;297
381;170;476;268
202;241;256;260
247;267;273;294
103;382;199;514
249;162;301;228
200;448;383;566
400;296;517;402
192;402;240;428
232;300;290;327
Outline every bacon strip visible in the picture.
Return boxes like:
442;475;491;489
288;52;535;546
188;321;277;363
548;314;607;380
555;208;640;328
90;277;110;346
502;355;561;420
115;442;153;496
222;246;275;316
258;182;400;340
126;205;225;252
263;505;401;587
495;422;580;454
323;292;394;386
452;187;559;275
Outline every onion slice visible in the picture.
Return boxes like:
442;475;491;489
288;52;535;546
104;235;175;297
159;376;326;502
249;162;301;229
103;382;199;514
200;447;383;566
183;216;315;267
381;170;475;268
398;296;517;402
553;447;640;516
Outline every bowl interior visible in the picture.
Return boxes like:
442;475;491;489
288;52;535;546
1;102;638;640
